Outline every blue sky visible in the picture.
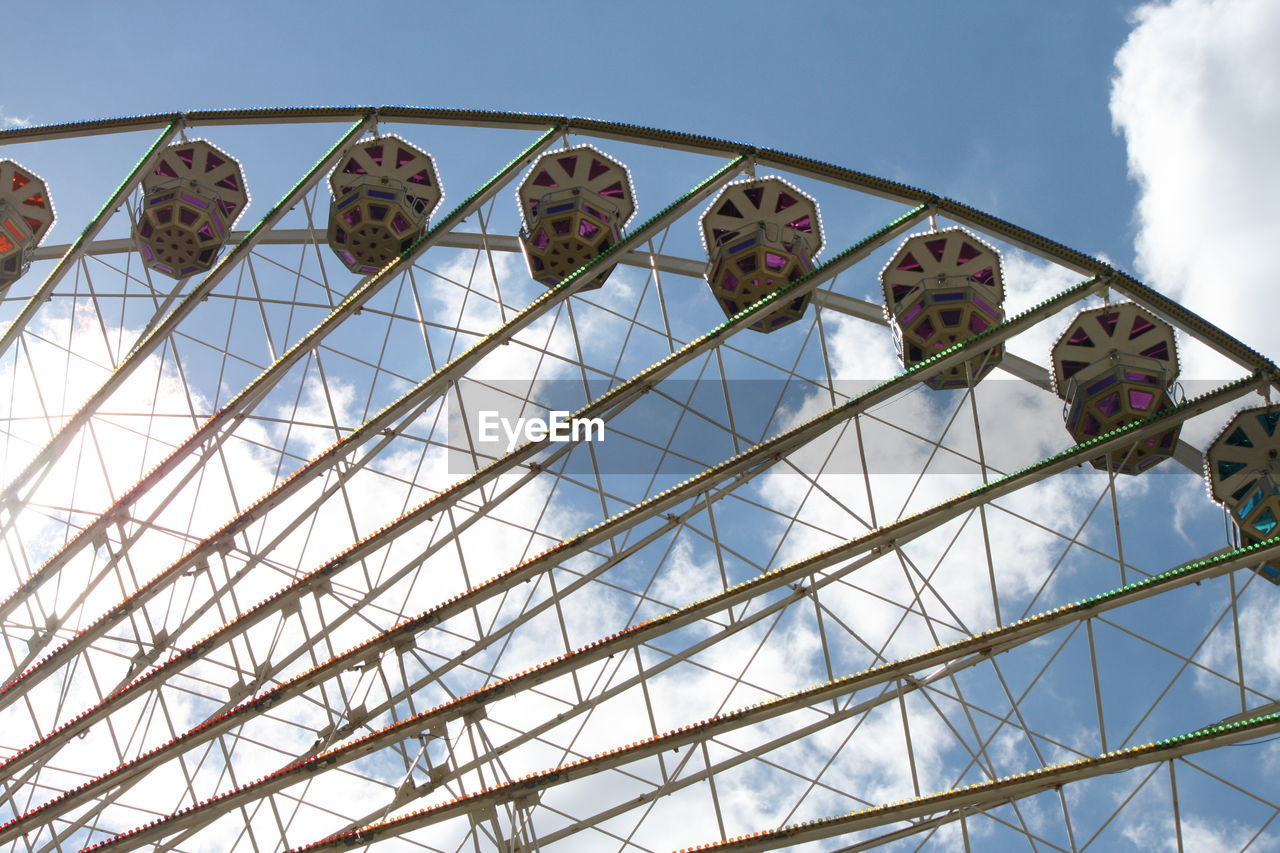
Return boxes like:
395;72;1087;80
5;2;1280;849
8;1;1140;269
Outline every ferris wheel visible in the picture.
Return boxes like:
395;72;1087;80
0;107;1278;853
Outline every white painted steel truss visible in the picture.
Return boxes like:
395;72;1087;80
1;109;1278;853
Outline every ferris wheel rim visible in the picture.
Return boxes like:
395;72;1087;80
2;105;1272;384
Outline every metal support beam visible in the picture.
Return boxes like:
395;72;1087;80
0;155;757;783
664;711;1280;852
28;230;707;279
7;106;1270;380
3;105;1274;853
0;153;764;709
0;113;378;527
810;287;1208;474
60;535;1280;851
0;122;182;359
0;117;554;626
0;275;1235;786
1;369;1258;843
271;543;1280;852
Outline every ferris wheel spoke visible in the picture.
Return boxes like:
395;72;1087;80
10;525;870;845
0;359;1239;777
0;117;378;530
12;531;1278;850
0;205;928;736
664;713;1280;853
6;110;1280;852
0;130;566;658
347;488;731;743
0;143;743;681
997;483;1130;620
1110;580;1264;751
0;124;182;362
895;682;1051;848
307;652;1050;852
0;211;537;671
10;197;855;625
299;535;1280;845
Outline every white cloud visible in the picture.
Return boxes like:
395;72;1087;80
1113;0;1280;728
0;107;30;129
1112;0;1280;374
1086;13;1280;772
1122;799;1280;852
0;250;620;844
7;34;1279;842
